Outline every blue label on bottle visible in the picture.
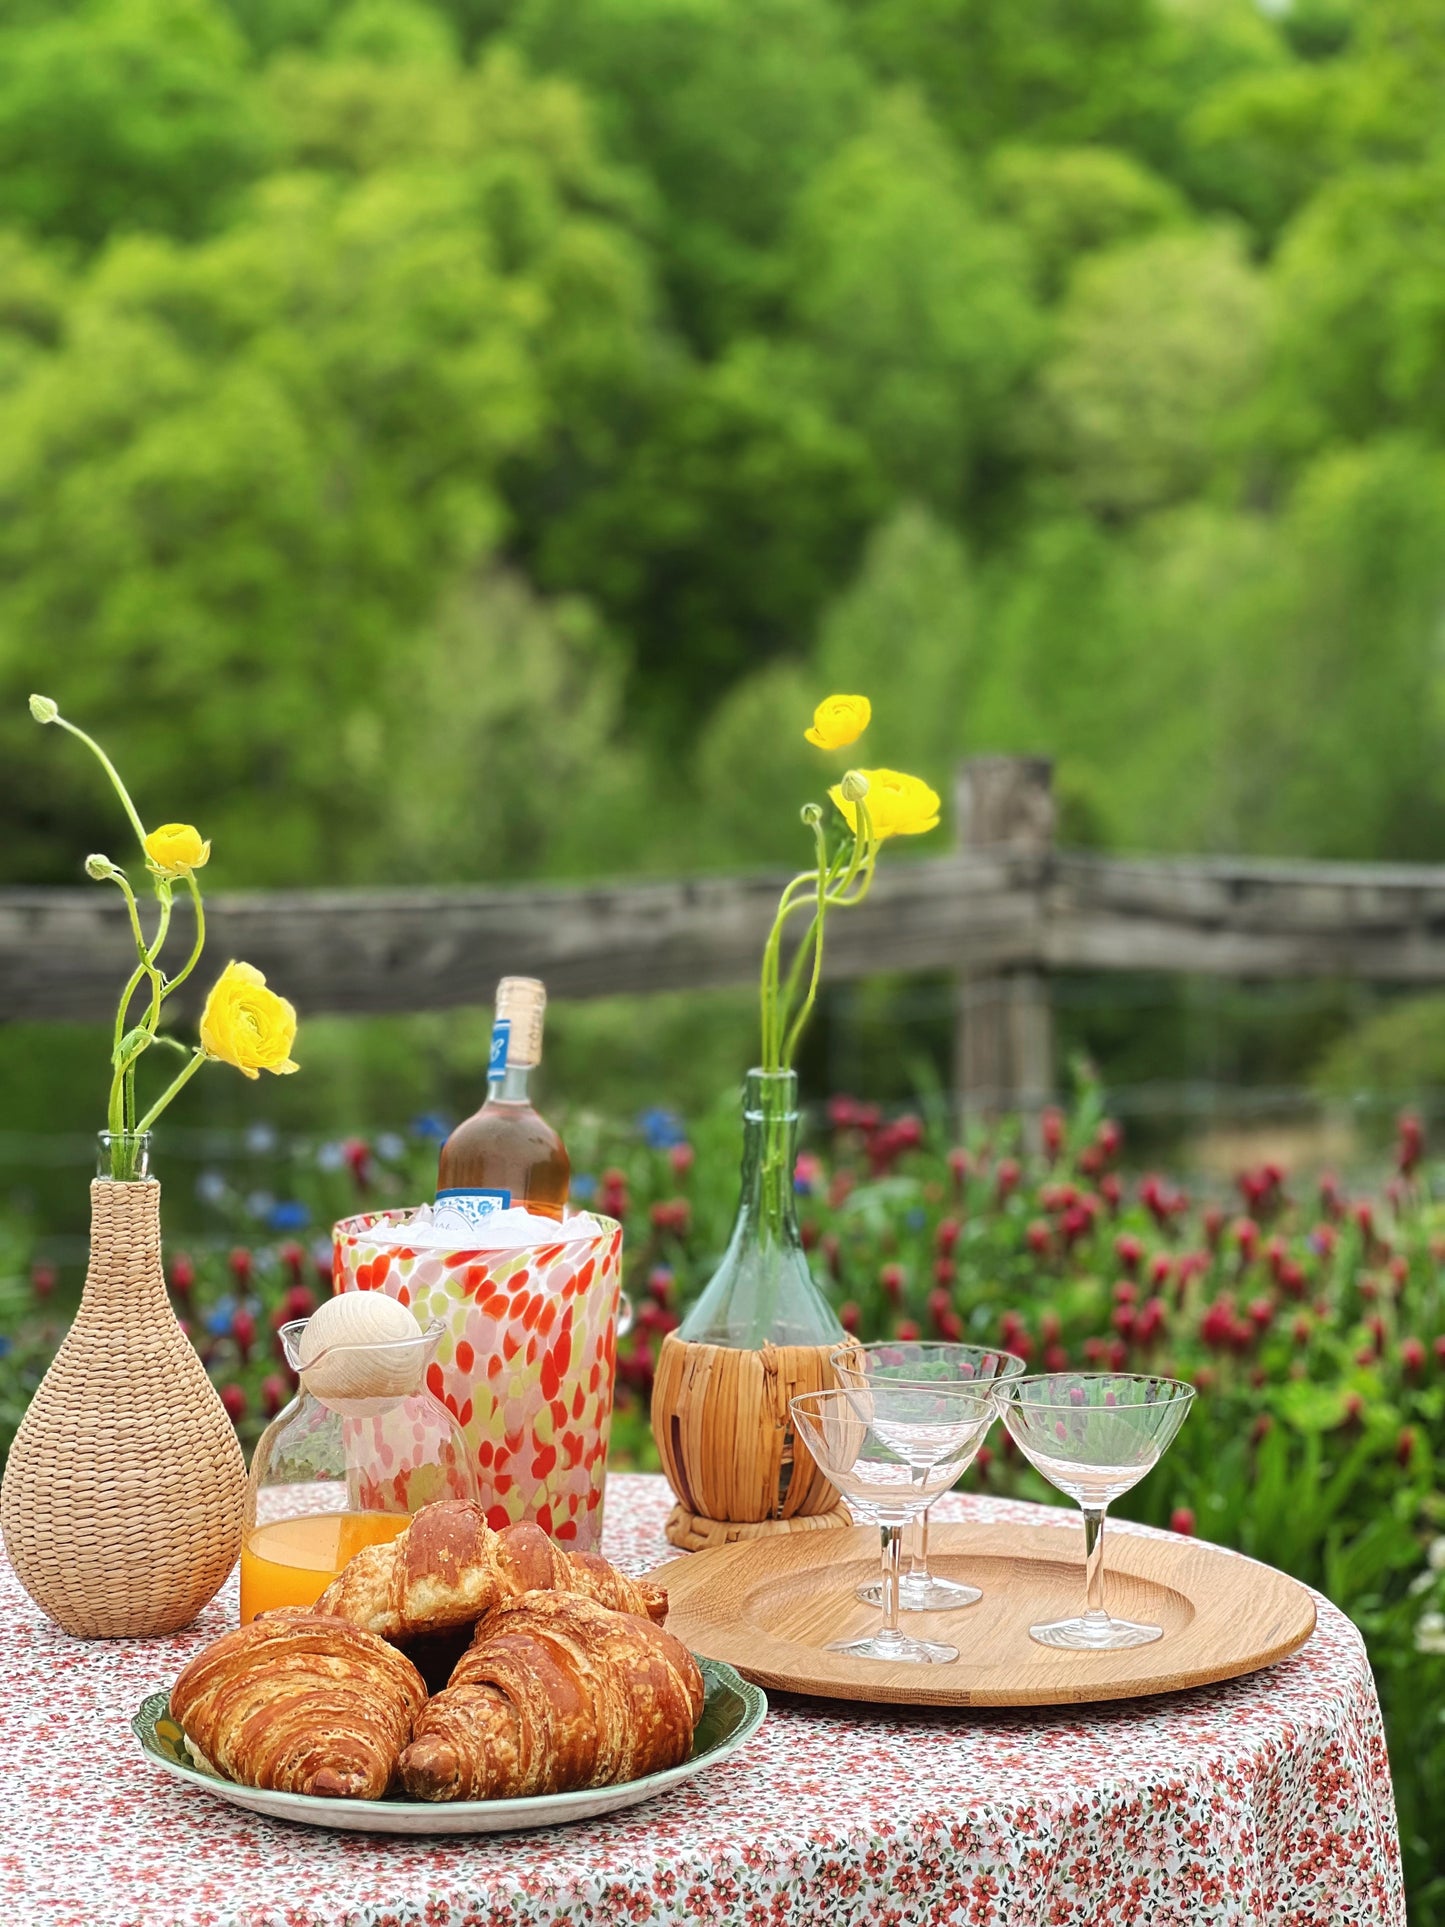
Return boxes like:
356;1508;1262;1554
435;1188;513;1234
489;1019;511;1078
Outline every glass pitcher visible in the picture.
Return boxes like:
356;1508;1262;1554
240;1315;477;1623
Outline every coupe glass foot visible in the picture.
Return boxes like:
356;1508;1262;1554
856;1574;982;1612
1028;1613;1163;1651
827;1630;958;1664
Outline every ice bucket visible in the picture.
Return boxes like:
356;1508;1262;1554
332;1209;624;1549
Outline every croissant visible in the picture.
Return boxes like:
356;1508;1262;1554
169;1610;426;1800
399;1590;705;1801
314;1501;667;1640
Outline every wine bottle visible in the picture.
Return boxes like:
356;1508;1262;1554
436;977;570;1227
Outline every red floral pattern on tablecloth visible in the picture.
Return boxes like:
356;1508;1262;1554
0;1475;1403;1927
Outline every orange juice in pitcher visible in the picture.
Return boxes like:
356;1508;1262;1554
240;1298;477;1624
239;1511;411;1622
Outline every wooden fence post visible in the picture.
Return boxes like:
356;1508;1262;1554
954;756;1055;1130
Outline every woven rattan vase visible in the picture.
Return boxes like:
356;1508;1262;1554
0;1176;246;1637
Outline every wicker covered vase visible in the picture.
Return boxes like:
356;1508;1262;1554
0;1178;246;1638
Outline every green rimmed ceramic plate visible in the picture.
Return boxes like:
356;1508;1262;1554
132;1656;765;1835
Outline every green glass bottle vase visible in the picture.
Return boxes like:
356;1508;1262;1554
651;1070;850;1549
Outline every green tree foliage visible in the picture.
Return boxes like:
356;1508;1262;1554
0;47;657;880
0;0;274;246
2;0;1445;897
513;0;867;346
1273;161;1445;444
1033;227;1268;516
841;0;1161;154
985;143;1184;298
786;91;1039;507
521;339;884;728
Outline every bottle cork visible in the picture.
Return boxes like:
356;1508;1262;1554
495;976;547;1067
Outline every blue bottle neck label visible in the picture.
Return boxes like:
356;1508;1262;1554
435;1188;512;1234
489;1019;511;1078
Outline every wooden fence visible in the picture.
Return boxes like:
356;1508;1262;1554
6;757;1445;1113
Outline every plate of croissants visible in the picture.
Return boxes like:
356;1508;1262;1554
131;1500;766;1834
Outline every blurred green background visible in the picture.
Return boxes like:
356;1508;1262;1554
6;0;1445;879
7;0;1445;1185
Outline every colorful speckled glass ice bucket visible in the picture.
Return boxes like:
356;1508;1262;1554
332;1211;623;1551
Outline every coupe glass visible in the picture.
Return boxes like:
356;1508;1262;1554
789;1384;996;1665
832;1341;1025;1610
996;1371;1195;1651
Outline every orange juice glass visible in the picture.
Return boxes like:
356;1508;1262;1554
239;1511;411;1622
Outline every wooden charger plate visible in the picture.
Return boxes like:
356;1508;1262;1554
656;1520;1316;1708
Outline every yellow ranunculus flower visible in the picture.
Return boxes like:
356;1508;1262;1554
804;694;871;751
144;822;211;877
829;768;941;840
200;962;299;1080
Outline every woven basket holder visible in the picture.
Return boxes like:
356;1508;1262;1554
0;1179;245;1638
651;1332;850;1550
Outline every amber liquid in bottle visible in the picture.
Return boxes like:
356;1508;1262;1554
437;979;570;1222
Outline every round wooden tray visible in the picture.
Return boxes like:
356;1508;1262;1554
654;1520;1317;1708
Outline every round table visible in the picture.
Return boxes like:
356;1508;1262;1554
0;1473;1404;1926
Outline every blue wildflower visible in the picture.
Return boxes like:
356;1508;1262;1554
271;1201;310;1233
571;1174;598;1202
375;1132;405;1162
639;1107;687;1150
905;1206;927;1231
244;1122;279;1156
411;1114;452;1142
316;1142;345;1172
0;1335;11;1359
246;1190;276;1223
206;1298;237;1337
195;1170;229;1205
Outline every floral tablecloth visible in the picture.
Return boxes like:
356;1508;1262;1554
0;1472;1403;1927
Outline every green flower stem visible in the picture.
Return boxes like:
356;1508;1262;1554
112;868;150;961
105;878;174;1140
777;841;850;1070
162;871;205;998
829;797;872;902
112;961;147;1060
781;819;871;1067
827;841;878;911
758;870;820;1070
135;1048;207;1134
106;873;167;1135
50;715;148;854
774;813;830;1052
758;797;876;1072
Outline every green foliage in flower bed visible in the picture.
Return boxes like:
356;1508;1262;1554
2;1081;1444;1912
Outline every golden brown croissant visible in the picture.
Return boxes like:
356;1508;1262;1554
398;1590;705;1801
169;1610;426;1799
313;1501;667;1640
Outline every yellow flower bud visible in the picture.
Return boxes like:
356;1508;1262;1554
200;962;299;1080
84;853;120;881
29;694;58;723
829;768;941;841
144;823;211;878
804;694;871;751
